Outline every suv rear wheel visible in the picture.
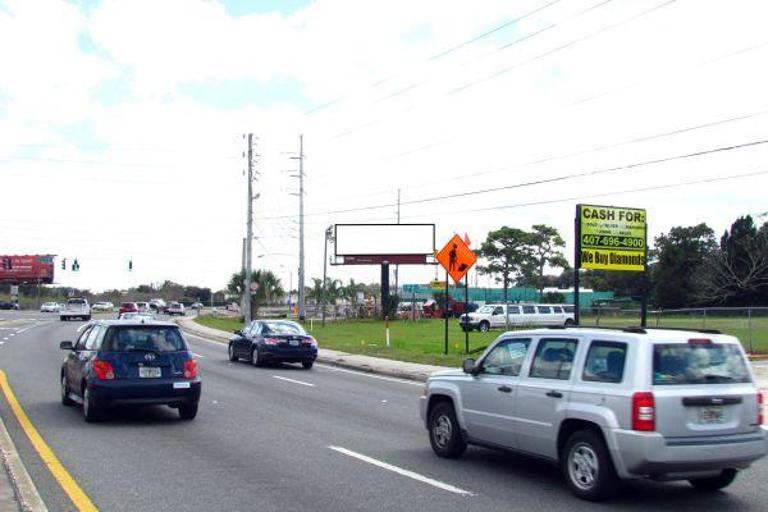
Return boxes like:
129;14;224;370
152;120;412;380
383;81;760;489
561;430;617;501
428;401;467;458
689;469;737;491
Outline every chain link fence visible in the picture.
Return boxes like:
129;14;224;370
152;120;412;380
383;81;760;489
581;307;768;354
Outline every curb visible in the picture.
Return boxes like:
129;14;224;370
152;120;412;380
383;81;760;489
0;413;47;512
175;318;436;383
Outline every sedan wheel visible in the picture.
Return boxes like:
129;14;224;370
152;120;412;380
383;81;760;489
251;347;261;367
61;375;74;406
228;344;238;362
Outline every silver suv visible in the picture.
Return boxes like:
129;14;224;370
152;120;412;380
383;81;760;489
420;327;767;500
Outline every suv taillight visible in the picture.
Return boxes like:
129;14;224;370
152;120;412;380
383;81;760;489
632;392;655;431
184;359;198;379
758;391;764;426
93;359;115;380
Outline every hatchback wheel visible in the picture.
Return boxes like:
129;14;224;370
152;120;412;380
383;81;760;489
178;403;198;420
428;402;467;458
689;469;737;491
61;375;74;406
562;430;617;501
82;386;101;423
228;344;238;362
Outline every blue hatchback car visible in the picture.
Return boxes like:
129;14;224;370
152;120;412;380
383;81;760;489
228;320;317;368
60;320;201;422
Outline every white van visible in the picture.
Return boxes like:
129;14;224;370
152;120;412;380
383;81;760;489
460;303;575;332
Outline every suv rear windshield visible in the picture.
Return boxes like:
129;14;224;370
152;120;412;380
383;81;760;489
103;326;187;353
653;343;751;385
67;299;86;305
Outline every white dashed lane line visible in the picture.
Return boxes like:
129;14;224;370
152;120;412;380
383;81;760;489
328;446;475;496
272;375;316;387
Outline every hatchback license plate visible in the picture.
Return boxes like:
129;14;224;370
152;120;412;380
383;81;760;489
698;406;725;424
139;367;161;378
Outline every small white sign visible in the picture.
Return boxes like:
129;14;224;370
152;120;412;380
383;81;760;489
173;382;191;389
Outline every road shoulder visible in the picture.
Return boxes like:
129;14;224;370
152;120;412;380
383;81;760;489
0;411;47;512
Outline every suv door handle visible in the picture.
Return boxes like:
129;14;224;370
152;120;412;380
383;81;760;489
546;390;563;398
497;385;512;393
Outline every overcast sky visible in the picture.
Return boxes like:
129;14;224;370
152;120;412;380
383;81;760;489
2;0;768;293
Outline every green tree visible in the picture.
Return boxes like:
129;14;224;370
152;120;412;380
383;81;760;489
651;223;715;308
524;224;569;298
227;269;284;312
477;227;532;306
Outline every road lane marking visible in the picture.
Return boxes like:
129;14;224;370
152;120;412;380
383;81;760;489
328;446;475;496
272;375;315;387
191;352;204;359
15;322;50;335
316;364;423;387
0;370;98;511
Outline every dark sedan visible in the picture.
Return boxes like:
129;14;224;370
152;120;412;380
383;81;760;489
0;301;20;310
60;320;201;422
228;320;317;369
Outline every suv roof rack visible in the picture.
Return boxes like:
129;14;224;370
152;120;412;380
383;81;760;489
548;325;722;335
547;325;647;334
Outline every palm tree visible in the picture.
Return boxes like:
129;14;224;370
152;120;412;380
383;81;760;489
227;269;284;313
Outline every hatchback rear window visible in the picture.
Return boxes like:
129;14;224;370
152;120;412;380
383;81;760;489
653;343;751;385
103;327;187;353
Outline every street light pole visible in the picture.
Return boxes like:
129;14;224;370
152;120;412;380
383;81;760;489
244;134;254;324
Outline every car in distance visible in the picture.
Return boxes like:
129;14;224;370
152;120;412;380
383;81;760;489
166;302;185;316
190;302;204;310
118;312;155;322
91;301;114;312
0;301;20;310
459;303;575;332
119;302;139;316
420;326;767;501
60;298;91;321
229;320;317;369
149;298;166;313
41;302;60;312
136;301;151;314
59;319;201;422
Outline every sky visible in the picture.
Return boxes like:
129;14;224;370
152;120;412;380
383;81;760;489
2;0;768;294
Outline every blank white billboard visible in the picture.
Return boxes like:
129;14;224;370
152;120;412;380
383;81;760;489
335;224;435;256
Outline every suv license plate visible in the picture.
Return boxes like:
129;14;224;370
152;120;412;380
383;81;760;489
698;406;725;424
139;367;162;378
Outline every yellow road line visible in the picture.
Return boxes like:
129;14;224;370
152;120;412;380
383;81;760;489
0;370;98;511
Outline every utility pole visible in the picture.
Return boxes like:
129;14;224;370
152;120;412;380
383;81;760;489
244;134;255;324
322;225;333;326
298;135;306;321
241;237;246;314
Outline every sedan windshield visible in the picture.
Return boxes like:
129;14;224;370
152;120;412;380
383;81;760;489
103;326;187;353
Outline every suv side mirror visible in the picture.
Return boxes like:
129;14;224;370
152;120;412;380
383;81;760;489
60;341;74;350
462;358;477;375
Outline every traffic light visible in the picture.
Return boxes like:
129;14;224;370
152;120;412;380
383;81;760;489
128;259;133;272
61;258;67;270
72;259;80;272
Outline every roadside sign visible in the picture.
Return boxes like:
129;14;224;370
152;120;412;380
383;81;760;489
10;285;18;298
577;204;646;272
436;234;477;284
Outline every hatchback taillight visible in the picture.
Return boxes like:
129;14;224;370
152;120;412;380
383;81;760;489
632;392;655;431
184;359;198;379
758;391;764;426
93;359;115;380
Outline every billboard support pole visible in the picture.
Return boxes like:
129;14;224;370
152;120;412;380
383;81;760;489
640;220;649;327
574;205;581;326
444;271;449;355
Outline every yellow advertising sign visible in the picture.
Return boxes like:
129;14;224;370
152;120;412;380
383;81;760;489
578;204;647;272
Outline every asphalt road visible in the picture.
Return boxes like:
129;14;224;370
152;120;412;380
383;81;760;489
1;310;767;511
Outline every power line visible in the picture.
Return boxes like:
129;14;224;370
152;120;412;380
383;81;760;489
253;137;768;221
304;0;566;115
399;169;768;219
